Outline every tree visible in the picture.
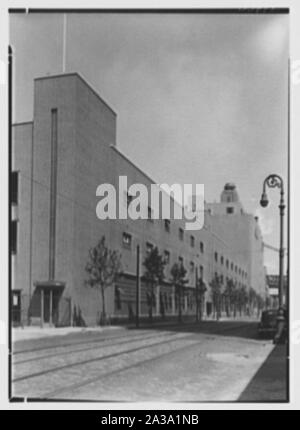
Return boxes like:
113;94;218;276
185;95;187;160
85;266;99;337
210;274;222;320
237;285;248;316
85;236;122;325
196;277;207;321
170;262;188;322
143;247;166;321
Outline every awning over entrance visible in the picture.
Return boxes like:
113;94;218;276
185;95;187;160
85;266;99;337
34;280;65;290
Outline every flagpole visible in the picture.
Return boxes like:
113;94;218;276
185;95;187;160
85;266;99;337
62;13;67;73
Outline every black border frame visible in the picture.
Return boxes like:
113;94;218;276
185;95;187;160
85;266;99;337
8;7;290;405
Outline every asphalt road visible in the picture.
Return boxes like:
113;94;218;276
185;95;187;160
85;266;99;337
11;321;288;402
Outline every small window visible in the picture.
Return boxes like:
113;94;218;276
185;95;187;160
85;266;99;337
200;265;204;279
164;250;170;264
11;220;17;254
226;259;229;269
190;261;195;272
214;252;218;262
178;256;183;265
227;207;234;214
220;256;224;265
179;228;184;241
146;242;154;255
122;232;132;249
235;265;237;273
190;235;195;248
200;242;204;253
11;171;18;205
164;219;170;232
231;262;234;271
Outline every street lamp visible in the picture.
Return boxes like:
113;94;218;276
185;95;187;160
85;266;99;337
260;174;285;308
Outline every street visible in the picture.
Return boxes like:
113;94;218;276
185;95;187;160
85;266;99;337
11;321;288;402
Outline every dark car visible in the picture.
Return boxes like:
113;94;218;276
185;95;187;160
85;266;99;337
258;309;278;338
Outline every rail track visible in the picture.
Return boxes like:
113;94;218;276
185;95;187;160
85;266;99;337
11;321;258;400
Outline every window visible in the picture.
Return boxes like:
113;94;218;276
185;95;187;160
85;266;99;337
190;261;195;272
220;275;224;284
227;207;234;214
11;220;17;254
231;262;234;271
147;206;153;222
178;256;183;265
190;235;195;247
146;242;154;255
200;265;204;279
235;265;237;273
164;219;170;233
164;250;170;264
226;259;229;269
179;228;184;241
11;171;19;205
200;242;204;253
220;256;224;265
214;252;218;262
239;268;241;275
122;232;132;249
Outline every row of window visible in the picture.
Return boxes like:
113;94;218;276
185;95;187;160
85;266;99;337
124;226;204;253
215;273;247;289
123;232;247;280
123;232;204;276
115;287;195;312
127;194;204;251
214;252;247;279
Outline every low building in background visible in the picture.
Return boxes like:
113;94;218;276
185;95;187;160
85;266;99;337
11;73;268;327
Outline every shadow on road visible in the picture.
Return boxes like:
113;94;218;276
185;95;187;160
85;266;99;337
128;319;262;341
238;344;288;402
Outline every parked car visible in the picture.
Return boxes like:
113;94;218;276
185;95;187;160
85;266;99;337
258;309;278;338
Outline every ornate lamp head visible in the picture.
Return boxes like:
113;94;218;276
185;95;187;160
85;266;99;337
260;192;269;208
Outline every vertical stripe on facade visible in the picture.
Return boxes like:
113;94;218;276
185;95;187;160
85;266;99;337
49;108;58;281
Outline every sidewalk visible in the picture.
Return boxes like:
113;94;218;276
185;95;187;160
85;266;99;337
12;314;260;342
238;343;288;401
12;325;125;342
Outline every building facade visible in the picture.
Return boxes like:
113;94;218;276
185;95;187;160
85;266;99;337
11;73;267;327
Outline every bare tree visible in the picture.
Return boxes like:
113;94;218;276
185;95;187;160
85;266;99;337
210;274;222;320
143;247;166;322
170;262;188;323
85;236;122;325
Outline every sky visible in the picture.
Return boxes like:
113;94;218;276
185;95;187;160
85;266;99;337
9;12;289;274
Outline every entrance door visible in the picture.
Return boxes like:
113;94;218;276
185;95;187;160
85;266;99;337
43;290;51;323
42;289;60;326
52;290;60;326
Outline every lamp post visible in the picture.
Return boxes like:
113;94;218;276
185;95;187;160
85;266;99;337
260;174;285;308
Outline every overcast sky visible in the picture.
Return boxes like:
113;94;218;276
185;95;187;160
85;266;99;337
9;12;289;274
